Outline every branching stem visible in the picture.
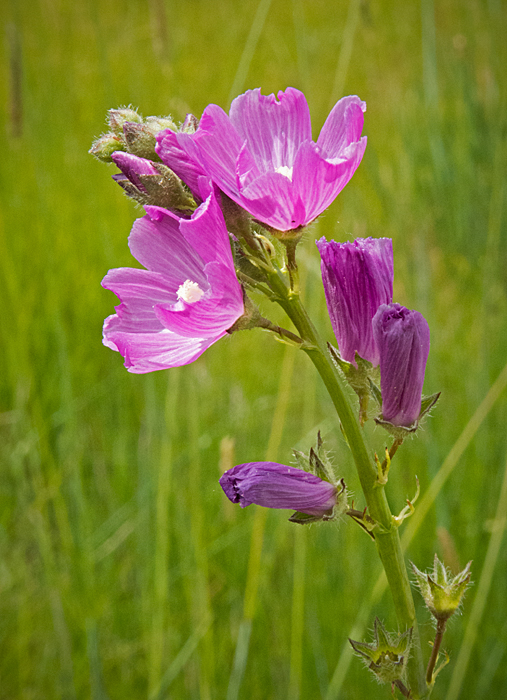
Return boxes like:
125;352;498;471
266;267;429;699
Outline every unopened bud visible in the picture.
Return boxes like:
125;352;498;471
123;122;157;159
107;108;142;135
89;133;124;162
145;115;178;135
411;555;472;622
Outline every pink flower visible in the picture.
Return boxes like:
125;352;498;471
101;183;244;373
156;88;367;231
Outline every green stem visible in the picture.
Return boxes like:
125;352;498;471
268;270;428;699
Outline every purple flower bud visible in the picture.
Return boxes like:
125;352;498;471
111;152;159;192
219;462;337;517
316;237;393;365
372;303;430;427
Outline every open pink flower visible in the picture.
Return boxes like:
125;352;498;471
156;88;367;231
102;183;244;373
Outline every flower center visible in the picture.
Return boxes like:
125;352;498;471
176;279;205;304
275;165;293;181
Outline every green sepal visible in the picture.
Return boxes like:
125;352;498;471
375;391;442;437
368;378;382;407
419;392;441;420
138;164;196;212
410;555;472;622
287;434;348;525
123;122;158;159
288;511;324;524
349;618;413;685
374;417;418;439
114;178;148;204
327;344;380;424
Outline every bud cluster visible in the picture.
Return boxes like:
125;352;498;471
90;107;179;163
90;108;197;214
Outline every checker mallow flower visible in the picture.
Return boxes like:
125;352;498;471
219;462;338;517
101;184;244;373
317;237;393;365
372;303;430;427
156;88;367;232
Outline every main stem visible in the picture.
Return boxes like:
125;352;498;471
268;270;428;699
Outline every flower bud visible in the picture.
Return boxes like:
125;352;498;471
107;108;143;135
219;462;339;520
111;152;159;192
411;556;472;622
317;237;393;366
89;133;125;162
220;434;347;524
123;122;157;159
372;303;430;428
144;115;178;135
349;618;412;686
111;152;196;212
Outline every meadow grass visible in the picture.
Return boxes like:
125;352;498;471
1;0;506;698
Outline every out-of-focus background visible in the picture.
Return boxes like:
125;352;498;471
1;1;506;698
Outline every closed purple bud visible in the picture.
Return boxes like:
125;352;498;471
372;303;430;427
111;152;158;192
219;462;337;517
316;237;393;365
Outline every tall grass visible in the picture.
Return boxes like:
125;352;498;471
1;0;506;698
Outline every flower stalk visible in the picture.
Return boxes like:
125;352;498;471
426;618;446;686
266;266;428;699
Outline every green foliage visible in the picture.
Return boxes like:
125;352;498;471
0;0;506;698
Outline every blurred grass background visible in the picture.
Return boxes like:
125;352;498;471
1;0;506;698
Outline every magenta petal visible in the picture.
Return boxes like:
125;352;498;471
293;138;367;223
176;187;237;268
219;462;337;516
155;262;243;338
160;88;366;231
102;267;178;305
229;87;312;173
104;324;215;373
317;96;366;158
155;129;207;196
155;298;234;338
128;210;207;289
191;104;245;197
239;172;304;230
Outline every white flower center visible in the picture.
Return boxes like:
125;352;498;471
275;165;293;181
176;279;204;304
